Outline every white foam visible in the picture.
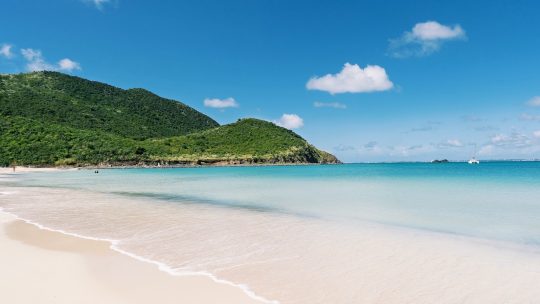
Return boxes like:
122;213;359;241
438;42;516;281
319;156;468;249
0;208;278;304
0;191;18;196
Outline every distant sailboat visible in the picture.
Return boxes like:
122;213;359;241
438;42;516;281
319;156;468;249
468;157;480;164
468;144;480;164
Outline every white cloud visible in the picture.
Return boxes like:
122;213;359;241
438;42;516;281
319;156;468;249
21;48;54;71
313;101;347;109
389;21;466;58
21;48;81;72
411;21;465;40
58;58;81;72
479;131;540;156
490;132;532;148
307;63;393;94
21;48;42;61
203;97;239;109
273;114;304;129
0;44;13;58
527;96;540;107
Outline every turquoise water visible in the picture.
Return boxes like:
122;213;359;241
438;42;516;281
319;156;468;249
14;161;540;246
3;162;540;303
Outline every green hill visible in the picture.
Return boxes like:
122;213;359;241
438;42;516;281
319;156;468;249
0;72;339;167
149;119;339;165
0;71;218;139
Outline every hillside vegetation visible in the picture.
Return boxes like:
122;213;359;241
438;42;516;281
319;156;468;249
0;72;339;167
0;72;218;139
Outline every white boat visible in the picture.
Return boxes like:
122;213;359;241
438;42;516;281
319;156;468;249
468;145;480;164
468;157;480;164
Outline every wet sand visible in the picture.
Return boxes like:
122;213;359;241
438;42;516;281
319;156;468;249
0;212;258;304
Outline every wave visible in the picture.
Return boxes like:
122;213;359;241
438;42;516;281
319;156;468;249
0;205;278;304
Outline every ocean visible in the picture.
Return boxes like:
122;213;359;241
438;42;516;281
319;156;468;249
2;162;540;303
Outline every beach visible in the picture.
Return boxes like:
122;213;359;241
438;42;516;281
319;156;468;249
2;164;540;303
0;211;258;304
3;0;539;302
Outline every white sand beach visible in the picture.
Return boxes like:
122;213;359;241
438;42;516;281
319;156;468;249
0;211;258;304
0;167;70;173
3;168;540;303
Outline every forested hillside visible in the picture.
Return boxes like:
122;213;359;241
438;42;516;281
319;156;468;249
0;72;218;139
0;72;339;166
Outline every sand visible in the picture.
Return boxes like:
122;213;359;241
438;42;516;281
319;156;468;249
4;167;540;303
0;167;66;174
0;212;259;304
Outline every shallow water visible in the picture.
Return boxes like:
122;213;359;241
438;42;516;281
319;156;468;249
2;162;540;303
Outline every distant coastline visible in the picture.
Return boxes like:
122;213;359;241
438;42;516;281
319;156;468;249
5;159;540;172
1;162;341;172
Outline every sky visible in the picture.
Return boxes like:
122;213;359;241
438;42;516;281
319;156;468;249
1;0;540;162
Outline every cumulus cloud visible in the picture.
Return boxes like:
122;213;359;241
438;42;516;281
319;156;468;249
0;44;13;58
273;114;304;130
203;97;239;109
389;21;466;58
526;96;540;107
411;21;465;40
313;101;347;109
21;48;82;72
306;63;393;94
58;58;82;72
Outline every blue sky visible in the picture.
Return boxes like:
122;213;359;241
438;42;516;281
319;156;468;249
2;0;540;162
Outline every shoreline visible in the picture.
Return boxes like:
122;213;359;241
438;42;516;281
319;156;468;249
0;162;341;173
4;168;540;303
0;209;267;304
2;159;539;173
